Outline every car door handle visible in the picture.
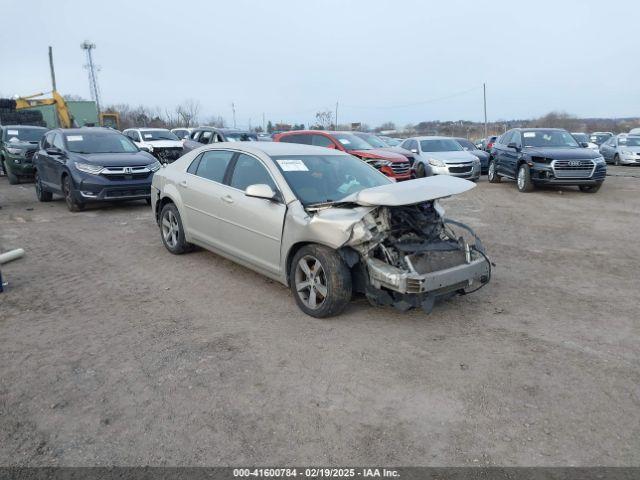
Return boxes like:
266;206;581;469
221;195;234;204
179;180;188;188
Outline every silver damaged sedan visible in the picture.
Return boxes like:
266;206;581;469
151;142;491;317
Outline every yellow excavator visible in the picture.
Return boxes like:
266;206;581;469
15;91;74;128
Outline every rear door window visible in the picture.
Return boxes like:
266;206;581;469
311;134;335;148
279;134;312;144
194;150;235;183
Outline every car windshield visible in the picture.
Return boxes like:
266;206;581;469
4;127;46;143
420;139;463;152
224;132;257;142
572;133;588;143
140;130;179;141
619;136;640;147
64;132;139;154
384;138;401;146
456;139;477;150
522;130;579;148
356;133;388;149
331;133;375;151
271;154;391;206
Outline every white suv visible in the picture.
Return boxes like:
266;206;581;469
123;128;184;163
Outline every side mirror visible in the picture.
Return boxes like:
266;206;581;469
507;142;520;151
580;142;589;148
245;184;276;201
410;148;418;154
46;147;62;156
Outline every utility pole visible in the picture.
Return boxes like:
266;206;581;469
483;82;488;138
335;101;339;130
48;46;57;92
81;41;101;114
231;102;236;128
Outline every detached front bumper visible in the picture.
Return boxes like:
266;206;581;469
366;252;490;296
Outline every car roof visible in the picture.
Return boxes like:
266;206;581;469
2;125;47;129
515;127;565;131
211;141;350;157
55;127;119;135
411;136;457;140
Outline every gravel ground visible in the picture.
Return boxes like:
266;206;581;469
1;169;639;466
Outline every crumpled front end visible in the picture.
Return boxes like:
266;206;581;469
346;201;490;312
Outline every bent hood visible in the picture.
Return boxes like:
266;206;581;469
341;175;475;207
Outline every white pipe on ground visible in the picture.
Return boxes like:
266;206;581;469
0;248;25;265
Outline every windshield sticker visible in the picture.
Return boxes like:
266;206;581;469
7;129;19;136
67;135;83;142
277;159;309;172
338;139;351;145
144;134;153;139
523;132;536;138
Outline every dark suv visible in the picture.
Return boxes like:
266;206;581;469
0;125;48;184
33;128;161;211
488;128;606;193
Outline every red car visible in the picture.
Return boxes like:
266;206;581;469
273;130;411;181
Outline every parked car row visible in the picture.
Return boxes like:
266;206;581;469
3;119;638;317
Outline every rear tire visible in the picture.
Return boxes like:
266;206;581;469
614;154;620;166
7;171;19;185
289;244;352;318
62;174;85;212
159;203;193;254
579;183;602;193
35;170;52;202
487;160;501;183
516;164;534;192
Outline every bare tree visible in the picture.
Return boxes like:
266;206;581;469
314;110;334;129
176;99;201;128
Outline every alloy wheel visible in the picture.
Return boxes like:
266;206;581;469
162;210;179;248
488;162;495;180
294;255;328;310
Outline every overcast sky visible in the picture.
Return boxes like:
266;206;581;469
1;0;638;129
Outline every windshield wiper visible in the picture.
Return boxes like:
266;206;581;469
305;199;356;210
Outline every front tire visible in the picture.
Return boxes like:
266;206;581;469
416;163;427;178
290;245;352;318
488;160;501;183
614;154;620;166
35;170;52;202
517;164;534;192
579;183;602;193
62;174;85;212
159;203;192;254
7;169;19;185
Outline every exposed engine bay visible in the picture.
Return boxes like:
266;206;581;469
344;200;491;312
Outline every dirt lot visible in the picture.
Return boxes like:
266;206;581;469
1;169;639;467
